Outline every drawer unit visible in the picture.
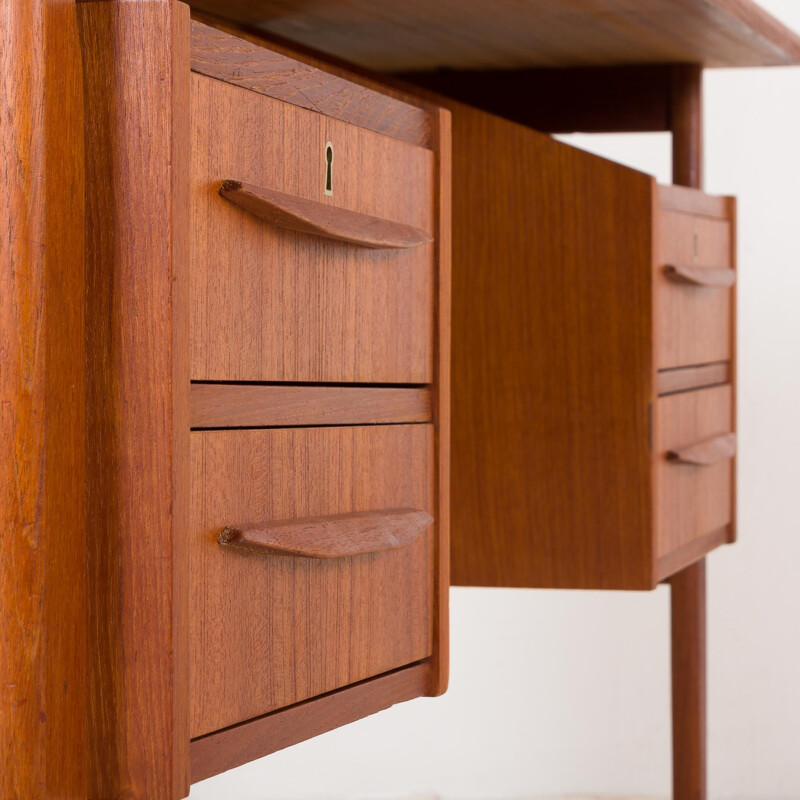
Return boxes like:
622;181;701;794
190;72;436;384
448;103;736;591
190;424;435;737
185;19;450;787
76;5;450;793
655;185;736;369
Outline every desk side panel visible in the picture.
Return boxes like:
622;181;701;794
449;103;655;590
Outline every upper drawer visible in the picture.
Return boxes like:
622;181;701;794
190;73;436;383
654;186;735;369
189;423;436;738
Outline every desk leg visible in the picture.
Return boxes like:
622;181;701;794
670;559;707;800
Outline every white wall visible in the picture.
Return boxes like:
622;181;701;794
191;3;800;797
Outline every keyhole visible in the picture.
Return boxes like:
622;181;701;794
325;142;334;196
693;231;700;262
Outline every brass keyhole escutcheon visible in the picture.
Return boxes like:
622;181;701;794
324;142;334;196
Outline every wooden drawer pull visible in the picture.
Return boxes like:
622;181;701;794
219;180;433;250
667;432;736;466
664;264;736;288
218;508;433;559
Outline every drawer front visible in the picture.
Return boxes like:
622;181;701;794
655;385;734;559
655;209;733;369
191;73;435;383
189;424;435;738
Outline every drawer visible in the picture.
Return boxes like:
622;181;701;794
189;424;436;738
655;384;735;561
190;73;436;383
654;188;735;369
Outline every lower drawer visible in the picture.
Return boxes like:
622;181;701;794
189;424;435;738
655;384;735;562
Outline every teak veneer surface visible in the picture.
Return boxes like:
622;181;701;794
190;18;433;148
79;2;192;797
185;0;800;71
188;16;451;770
190;662;433;781
1;0;87;795
190;424;435;737
191;73;435;384
447;100;736;591
190;383;432;427
656;386;734;561
2;7;449;796
656;195;735;369
450;102;655;591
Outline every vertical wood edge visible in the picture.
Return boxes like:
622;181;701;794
431;105;452;695
78;1;189;797
189;16;434;149
670;64;704;190
669;61;708;800
43;0;89;794
649;176;661;587
2;0;88;795
727;194;738;544
0;0;47;796
171;2;191;796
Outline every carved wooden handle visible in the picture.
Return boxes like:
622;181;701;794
219;180;433;250
667;432;736;466
218;508;433;559
664;264;736;288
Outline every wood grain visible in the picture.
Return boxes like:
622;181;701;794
219;180;433;249
191;73;435;383
190;662;432;782
78;1;191;797
657;362;731;396
43;0;89;795
190;19;432;148
1;4;48;795
1;0;87;795
448;100;656;591
171;4;192;794
190;383;432;428
655;386;734;559
189;424;435;737
185;0;800;71
219;508;433;558
189;18;450;745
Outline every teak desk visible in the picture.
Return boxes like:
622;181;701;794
3;2;799;799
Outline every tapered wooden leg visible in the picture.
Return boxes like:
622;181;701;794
670;559;707;800
669;60;707;800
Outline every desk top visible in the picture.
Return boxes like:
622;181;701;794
191;0;800;71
